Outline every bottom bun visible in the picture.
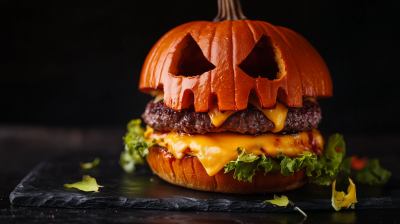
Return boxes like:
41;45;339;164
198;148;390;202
147;146;309;194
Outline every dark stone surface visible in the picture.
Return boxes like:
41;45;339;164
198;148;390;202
2;128;400;223
9;155;400;212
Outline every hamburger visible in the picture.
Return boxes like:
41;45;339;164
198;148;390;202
121;1;345;194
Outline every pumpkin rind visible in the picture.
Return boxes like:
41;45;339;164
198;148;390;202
139;20;332;112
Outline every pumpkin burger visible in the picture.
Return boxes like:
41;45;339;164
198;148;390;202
121;0;335;194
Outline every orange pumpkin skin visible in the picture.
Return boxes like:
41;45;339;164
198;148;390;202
139;20;332;112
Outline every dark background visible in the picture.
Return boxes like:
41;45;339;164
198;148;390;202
2;2;400;223
2;0;400;134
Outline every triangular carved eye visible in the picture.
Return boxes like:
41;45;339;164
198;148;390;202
238;35;280;80
169;34;215;77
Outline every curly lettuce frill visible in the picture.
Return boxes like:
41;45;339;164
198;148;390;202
224;134;351;186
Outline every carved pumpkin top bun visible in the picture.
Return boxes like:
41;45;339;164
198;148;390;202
139;20;332;113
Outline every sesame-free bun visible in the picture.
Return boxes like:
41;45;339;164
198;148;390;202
147;146;309;194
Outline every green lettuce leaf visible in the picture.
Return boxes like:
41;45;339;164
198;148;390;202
311;134;349;186
339;157;353;175
353;159;392;185
80;158;100;170
277;151;318;177
120;119;155;173
223;133;391;186
224;134;352;185
224;148;280;182
324;134;346;175
263;194;291;207
259;155;281;175
64;175;100;192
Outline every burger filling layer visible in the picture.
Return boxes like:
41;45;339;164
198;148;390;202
142;99;321;135
209;98;288;132
145;127;323;176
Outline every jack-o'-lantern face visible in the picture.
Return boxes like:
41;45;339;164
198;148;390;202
139;9;332;112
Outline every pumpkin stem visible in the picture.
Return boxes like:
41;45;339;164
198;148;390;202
213;0;247;22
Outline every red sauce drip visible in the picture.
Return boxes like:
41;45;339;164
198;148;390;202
274;138;280;147
307;131;322;155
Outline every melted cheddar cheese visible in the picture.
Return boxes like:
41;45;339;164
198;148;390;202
207;97;288;132
208;103;237;127
248;97;288;133
305;97;317;102
146;127;324;176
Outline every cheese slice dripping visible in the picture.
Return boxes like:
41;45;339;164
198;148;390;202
305;97;317;102
144;125;167;148
208;97;288;132
151;90;288;131
248;96;288;133
146;127;324;176
208;103;237;127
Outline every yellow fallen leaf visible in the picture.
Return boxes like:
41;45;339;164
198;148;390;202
332;178;358;211
263;194;290;207
64;175;100;192
80;158;100;170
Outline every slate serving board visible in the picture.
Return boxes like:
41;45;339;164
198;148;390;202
9;155;400;212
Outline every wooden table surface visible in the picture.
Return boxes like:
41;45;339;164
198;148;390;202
1;125;399;223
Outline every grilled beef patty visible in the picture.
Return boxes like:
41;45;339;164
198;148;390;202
142;100;322;135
